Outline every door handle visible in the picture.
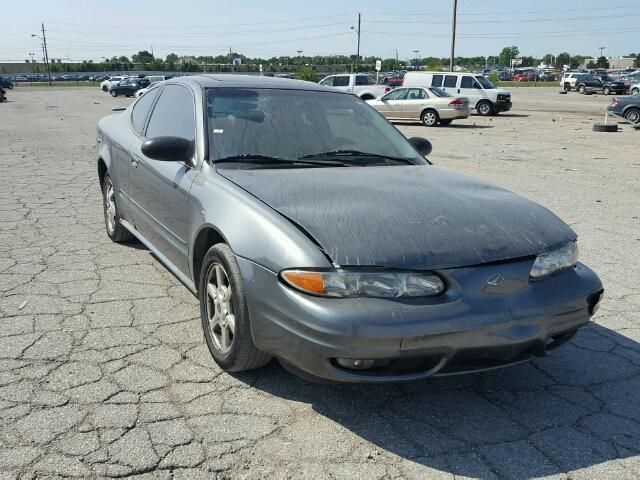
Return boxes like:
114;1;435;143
130;154;140;168
457;89;461;94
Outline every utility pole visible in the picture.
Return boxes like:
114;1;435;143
29;53;35;84
352;13;361;72
598;46;605;58
449;0;458;72
41;23;51;86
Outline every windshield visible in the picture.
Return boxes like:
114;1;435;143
428;87;452;97
475;76;495;89
206;88;423;166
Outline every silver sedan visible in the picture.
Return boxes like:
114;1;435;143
367;87;470;126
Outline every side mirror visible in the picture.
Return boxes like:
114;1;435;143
408;137;433;156
142;136;194;163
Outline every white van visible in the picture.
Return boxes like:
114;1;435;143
403;72;512;116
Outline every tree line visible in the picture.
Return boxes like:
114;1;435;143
25;48;640;74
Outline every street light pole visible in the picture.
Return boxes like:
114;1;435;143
297;50;303;67
413;50;420;68
351;13;361;72
41;23;52;86
449;0;458;72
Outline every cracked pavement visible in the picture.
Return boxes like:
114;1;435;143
0;86;639;479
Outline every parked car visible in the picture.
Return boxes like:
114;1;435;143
607;94;640;124
403;71;511;116
498;71;511;81
560;72;584;91
100;76;126;92
318;74;390;100
366;87;469;126
135;81;163;98
96;74;602;383
595;75;627;95
575;75;608;95
513;73;529;82
0;76;14;89
134;76;165;97
110;77;149;97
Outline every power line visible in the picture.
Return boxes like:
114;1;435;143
366;3;640;16
367;12;640;25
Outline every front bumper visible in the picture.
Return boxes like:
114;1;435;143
238;257;603;383
494;100;512;112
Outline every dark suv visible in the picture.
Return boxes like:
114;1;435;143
595;75;627;95
110;78;149;97
0;76;13;89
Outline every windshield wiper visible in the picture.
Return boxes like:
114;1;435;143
300;150;415;165
211;154;355;168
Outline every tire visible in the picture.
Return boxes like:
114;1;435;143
603;86;611;95
111;90;117;97
7;84;13;90
420;109;439;127
477;100;493;116
102;85;107;92
199;243;272;372
592;124;618;132
624;108;640;124
360;94;374;101
439;119;453;126
632;88;639;95
102;173;134;242
563;83;571;92
578;85;586;94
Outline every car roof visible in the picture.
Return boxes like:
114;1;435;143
165;74;340;93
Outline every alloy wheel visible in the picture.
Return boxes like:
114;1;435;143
104;179;116;235
205;263;236;354
422;111;437;126
625;109;640;124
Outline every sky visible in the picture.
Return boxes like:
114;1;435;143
1;0;638;63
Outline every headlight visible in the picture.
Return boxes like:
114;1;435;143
530;242;579;279
280;269;445;298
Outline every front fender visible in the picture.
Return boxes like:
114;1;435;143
188;163;333;277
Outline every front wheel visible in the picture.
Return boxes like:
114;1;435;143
632;88;639;95
421;109;439;127
624;108;640;124
603;86;611;95
439;119;453;126
477;101;493;116
199;244;272;372
102;173;134;242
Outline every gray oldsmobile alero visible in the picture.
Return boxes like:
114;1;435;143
97;75;603;382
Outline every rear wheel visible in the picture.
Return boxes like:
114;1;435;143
632;87;639;95
199;244;272;372
420;109;439;127
603;86;611;95
102;173;134;242
578;85;586;94
624;108;640;124
477;100;493;116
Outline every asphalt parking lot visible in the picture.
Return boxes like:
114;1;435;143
0;86;639;479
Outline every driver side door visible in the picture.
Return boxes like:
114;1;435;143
128;84;198;275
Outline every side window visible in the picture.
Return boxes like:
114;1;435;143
431;75;443;87
130;87;160;136
383;89;408;100
407;89;427;100
333;76;350;87
146;85;196;140
355;75;372;86
460;76;475;88
444;75;458;88
320;77;334;87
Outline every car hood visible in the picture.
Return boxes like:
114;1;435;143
219;165;576;270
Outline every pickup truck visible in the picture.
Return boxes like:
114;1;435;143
318;74;390;100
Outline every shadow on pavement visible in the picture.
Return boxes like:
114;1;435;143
238;322;640;477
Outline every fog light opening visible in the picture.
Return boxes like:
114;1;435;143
335;358;375;370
